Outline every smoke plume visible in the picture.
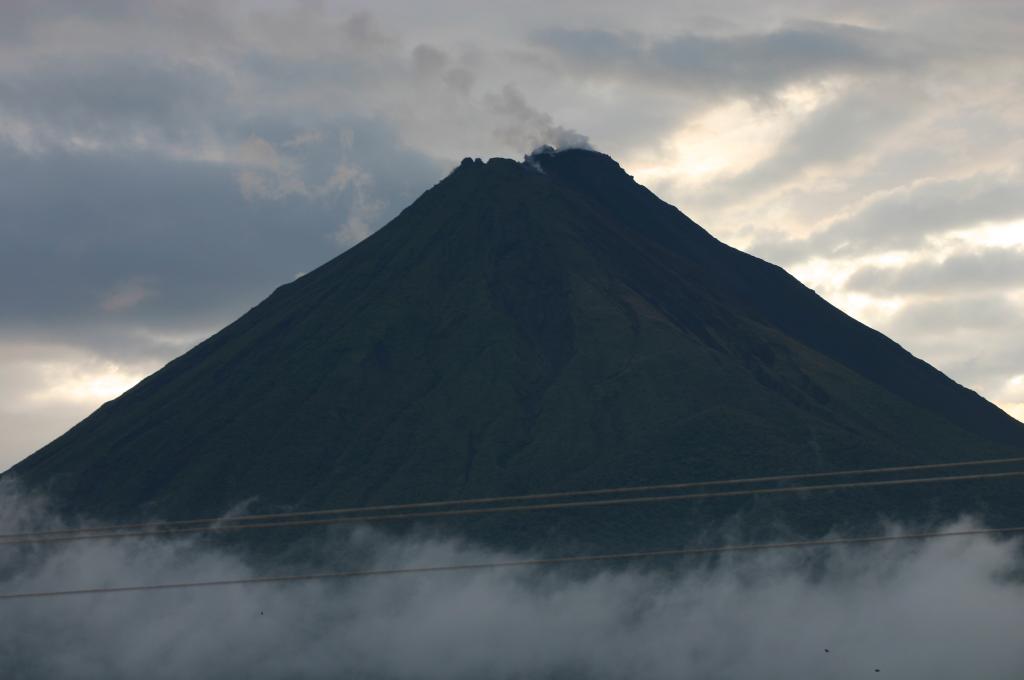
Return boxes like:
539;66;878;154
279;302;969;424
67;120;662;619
487;84;592;153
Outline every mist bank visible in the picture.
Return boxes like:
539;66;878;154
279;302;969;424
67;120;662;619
2;484;1023;679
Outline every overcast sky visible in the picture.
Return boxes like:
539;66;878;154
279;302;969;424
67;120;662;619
1;0;1022;471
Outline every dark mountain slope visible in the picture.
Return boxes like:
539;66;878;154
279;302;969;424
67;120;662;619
538;150;1023;446
9;149;1023;548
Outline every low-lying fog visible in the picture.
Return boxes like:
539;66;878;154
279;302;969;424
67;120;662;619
2;482;1022;679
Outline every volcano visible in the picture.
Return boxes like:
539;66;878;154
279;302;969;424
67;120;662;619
9;148;1023;547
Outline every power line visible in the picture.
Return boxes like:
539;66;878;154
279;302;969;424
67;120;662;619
4;468;1023;546
16;456;1024;540
6;455;1024;541
2;524;1021;601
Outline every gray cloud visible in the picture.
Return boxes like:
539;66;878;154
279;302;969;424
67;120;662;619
2;485;1024;679
412;44;449;79
848;248;1024;294
755;172;1024;264
0;0;145;41
712;85;922;204
532;21;917;99
0;123;444;361
826;174;1024;254
0;58;226;149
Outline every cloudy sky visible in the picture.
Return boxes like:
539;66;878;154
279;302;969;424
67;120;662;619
1;0;1022;471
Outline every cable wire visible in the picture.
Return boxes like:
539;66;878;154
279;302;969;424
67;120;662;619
4;468;1023;546
5;455;1022;541
2;525;1021;601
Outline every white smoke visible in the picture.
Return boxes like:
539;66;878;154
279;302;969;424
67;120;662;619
486;84;592;153
1;484;1023;679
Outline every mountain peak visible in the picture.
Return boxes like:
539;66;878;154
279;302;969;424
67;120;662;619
452;147;628;190
523;144;618;171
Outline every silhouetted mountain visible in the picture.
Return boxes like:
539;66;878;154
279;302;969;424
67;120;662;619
9;148;1023;549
